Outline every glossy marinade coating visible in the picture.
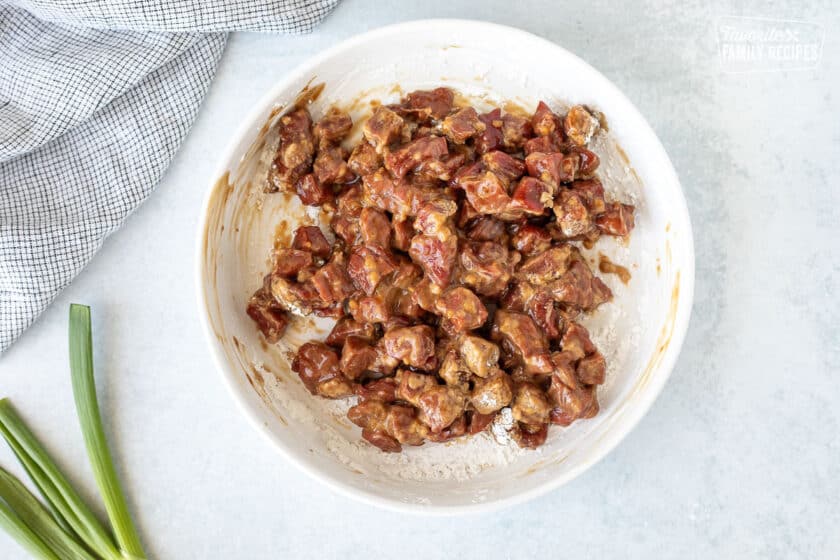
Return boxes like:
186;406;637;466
248;88;635;452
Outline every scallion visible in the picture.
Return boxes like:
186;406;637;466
0;467;97;560
68;304;145;559
0;304;147;559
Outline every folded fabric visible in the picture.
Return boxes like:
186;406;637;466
0;0;340;352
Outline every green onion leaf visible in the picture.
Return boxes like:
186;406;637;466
0;499;61;560
69;304;146;559
0;401;119;559
0;467;98;560
9;451;74;536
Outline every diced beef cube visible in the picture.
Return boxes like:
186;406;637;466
348;400;402;452
268;109;315;192
269;276;326;316
325;317;375;347
434;287;488;332
363;106;404;150
474;108;505;154
500;281;564;340
295;264;318;284
459;241;519;297
410;276;440;312
409;232;458;288
571;147;600;177
347;141;381;176
528;287;565;341
414;199;457;236
330;186;363;244
330;214;358;245
491;310;553;374
426;414;467;442
292;341;352;398
415;153;466;182
564;105;599;146
384;405;428;446
292;226;331;258
382;325;437;370
516;245;572;285
361;429;402;452
570;178;607;215
348;294;391;324
442;107;485;143
348;399;388;429
451;159;482;185
415;385;466;433
509;176;553;216
471;369;514;414
548;375;599;426
525;152;577;189
549;351;579;389
456;170;512;216
524;134;562;156
549;261;612;311
394;181;438;220
245;287;289;343
295;174;333;206
554;190;593;238
481;150;526;186
511;382;551;425
511;224;552;256
383;135;449;179
403;87;454;121
500;113;533;150
459;335;500;378
595;202;636;237
313;145;356;185
314;107;352;145
560;322;597;361
347;244;398;295
339;335;378;380
371;340;400;374
311;257;356;304
531;101;563;138
577;350;606;385
271;248;313;277
395;369;438;407
361;167;400;214
354;378;398;403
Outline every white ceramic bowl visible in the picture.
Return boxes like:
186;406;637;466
196;19;694;514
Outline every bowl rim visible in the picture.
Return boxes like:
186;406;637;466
195;18;695;515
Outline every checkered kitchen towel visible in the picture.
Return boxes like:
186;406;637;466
0;1;340;352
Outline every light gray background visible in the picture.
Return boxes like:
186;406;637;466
1;1;838;558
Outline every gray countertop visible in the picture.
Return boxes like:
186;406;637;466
1;1;838;558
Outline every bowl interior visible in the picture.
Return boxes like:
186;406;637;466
198;20;692;512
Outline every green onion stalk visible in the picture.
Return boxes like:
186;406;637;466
0;304;146;560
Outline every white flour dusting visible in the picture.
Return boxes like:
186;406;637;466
491;407;516;444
